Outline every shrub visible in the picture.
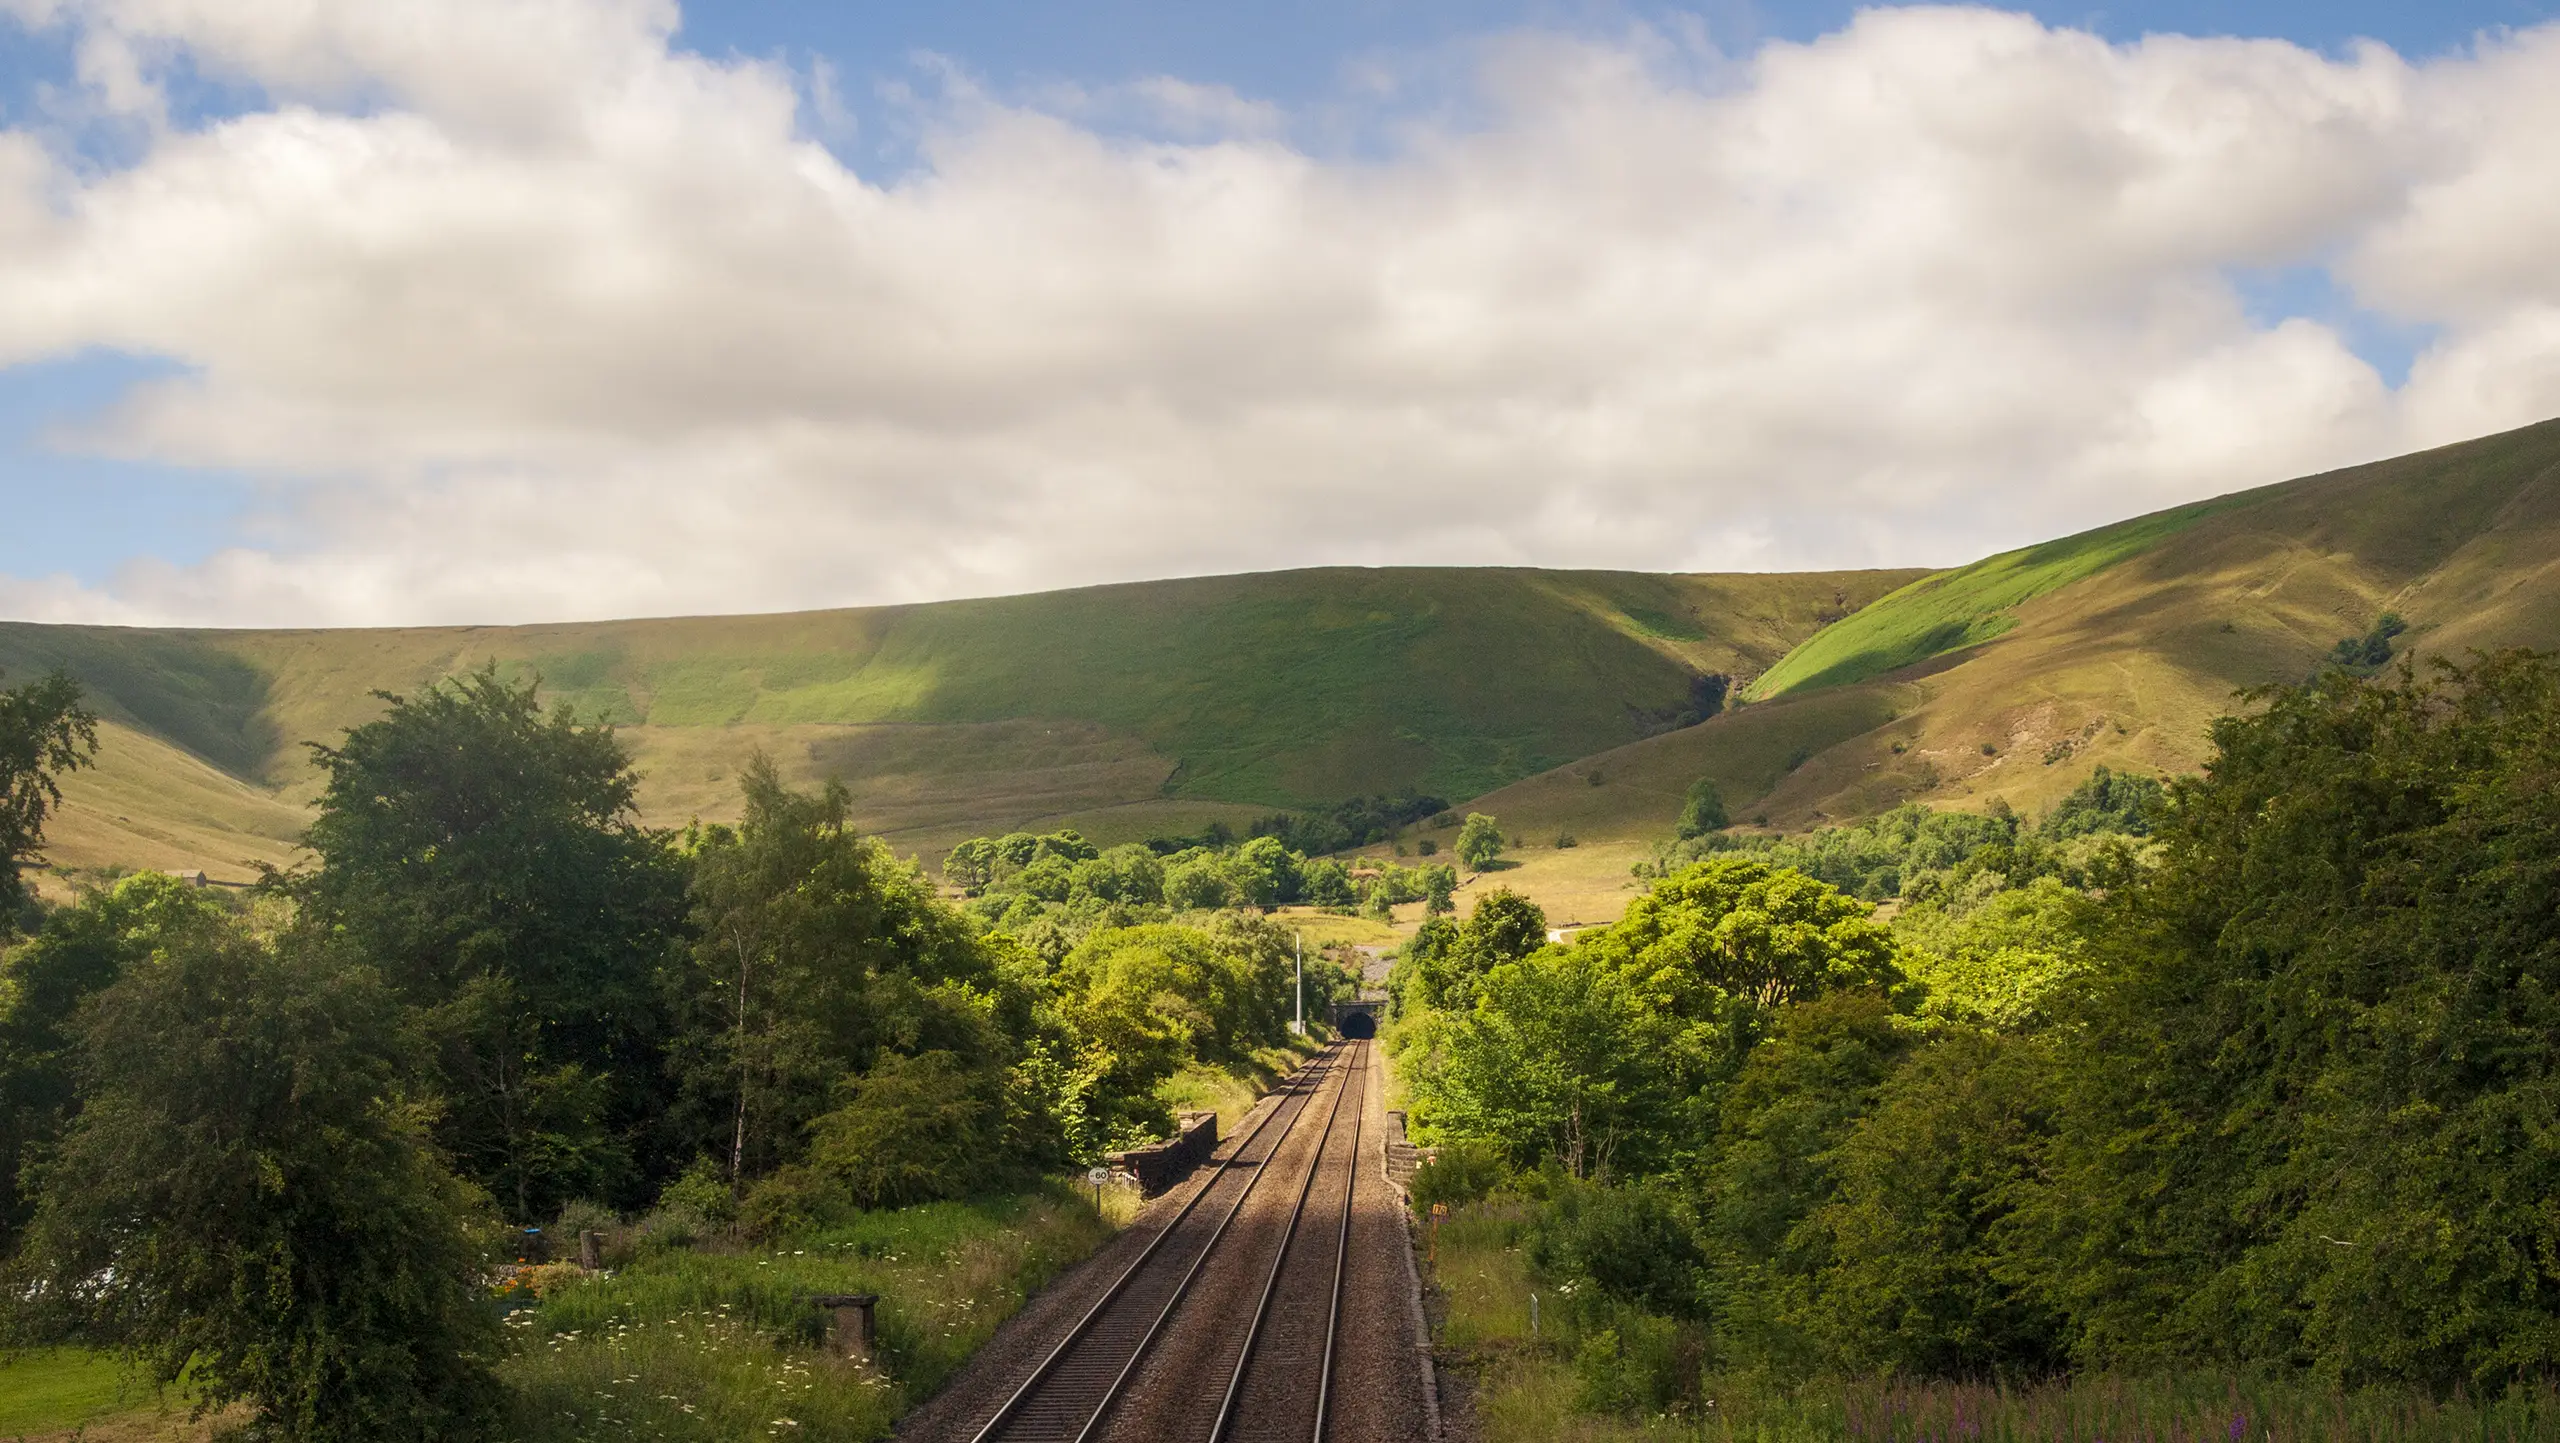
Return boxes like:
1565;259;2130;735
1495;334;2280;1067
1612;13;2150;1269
1410;1138;1511;1215
809;1051;1005;1208
1570;1312;1698;1416
739;1165;856;1241
1676;777;1728;839
658;1156;739;1227
552;1198;619;1240
1534;1181;1703;1319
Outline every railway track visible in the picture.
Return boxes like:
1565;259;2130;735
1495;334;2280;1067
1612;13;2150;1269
1211;1035;1368;1443
966;1039;1375;1443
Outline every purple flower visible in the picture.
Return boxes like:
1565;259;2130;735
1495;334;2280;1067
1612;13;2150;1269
2230;1415;2248;1441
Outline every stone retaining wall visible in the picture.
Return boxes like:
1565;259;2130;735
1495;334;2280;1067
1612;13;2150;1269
1107;1109;1220;1195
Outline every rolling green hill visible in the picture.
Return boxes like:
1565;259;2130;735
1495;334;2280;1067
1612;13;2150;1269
14;417;2560;906
1474;416;2560;859
0;566;1917;881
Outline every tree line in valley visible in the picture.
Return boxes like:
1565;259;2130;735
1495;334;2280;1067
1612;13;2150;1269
940;806;1512;953
1394;651;2560;1408
0;666;1322;1440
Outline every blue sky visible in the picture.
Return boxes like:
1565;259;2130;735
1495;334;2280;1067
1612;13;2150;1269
671;1;2558;100
2;0;2556;621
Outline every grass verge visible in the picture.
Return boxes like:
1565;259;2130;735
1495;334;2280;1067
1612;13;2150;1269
0;1348;241;1441
499;1183;1116;1442
1418;1200;2560;1442
1157;1038;1326;1134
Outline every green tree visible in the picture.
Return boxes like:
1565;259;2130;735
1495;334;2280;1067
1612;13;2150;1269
1060;916;1292;1066
806;1049;1007;1208
1391;916;1466;1014
1894;877;2093;1028
1456;812;1505;872
1015;853;1076;902
1301;857;1356;908
673;756;999;1185
1413;945;1669;1177
1676;777;1729;839
0;874;226;1248
1422;863;1457;915
1050;956;1187;1151
1693;992;1917;1376
1462;887;1550;966
1163;851;1237;911
2017;652;2560;1386
1074;844;1166;905
1805;1027;2064;1376
14;919;501;1442
0;670;98;928
1395;891;1550;1016
294;666;687;1219
943;838;997;894
1230;835;1301;909
1579;856;1907;1096
2328;610;2408;672
2035;765;2165;841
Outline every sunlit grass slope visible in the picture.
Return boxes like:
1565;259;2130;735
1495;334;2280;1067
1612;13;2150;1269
0;567;1916;877
1476;417;2560;862
1743;499;2242;700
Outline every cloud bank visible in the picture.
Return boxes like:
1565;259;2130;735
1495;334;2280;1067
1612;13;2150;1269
2;0;2558;625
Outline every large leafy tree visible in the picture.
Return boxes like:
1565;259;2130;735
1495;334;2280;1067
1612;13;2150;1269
670;755;1000;1184
1058;913;1294;1069
294;666;686;1219
1409;858;1906;1179
1413;945;1669;1177
1693;992;1918;1348
2023;651;2560;1386
0;874;226;1248
1394;889;1549;1014
1579;855;1907;1116
1676;776;1729;839
0;669;98;928
1800;1025;2063;1377
14;917;502;1442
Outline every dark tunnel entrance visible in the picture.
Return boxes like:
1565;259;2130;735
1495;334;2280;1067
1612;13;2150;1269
1334;1004;1378;1039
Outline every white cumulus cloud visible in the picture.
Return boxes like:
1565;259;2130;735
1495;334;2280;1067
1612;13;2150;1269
2;0;2559;625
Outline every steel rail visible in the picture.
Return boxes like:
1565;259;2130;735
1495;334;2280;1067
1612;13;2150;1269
1204;1037;1366;1443
966;1044;1339;1443
1310;1042;1368;1443
1066;1049;1337;1443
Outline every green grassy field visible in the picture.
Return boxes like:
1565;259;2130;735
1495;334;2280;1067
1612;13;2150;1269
0;1348;138;1432
0;1348;220;1440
